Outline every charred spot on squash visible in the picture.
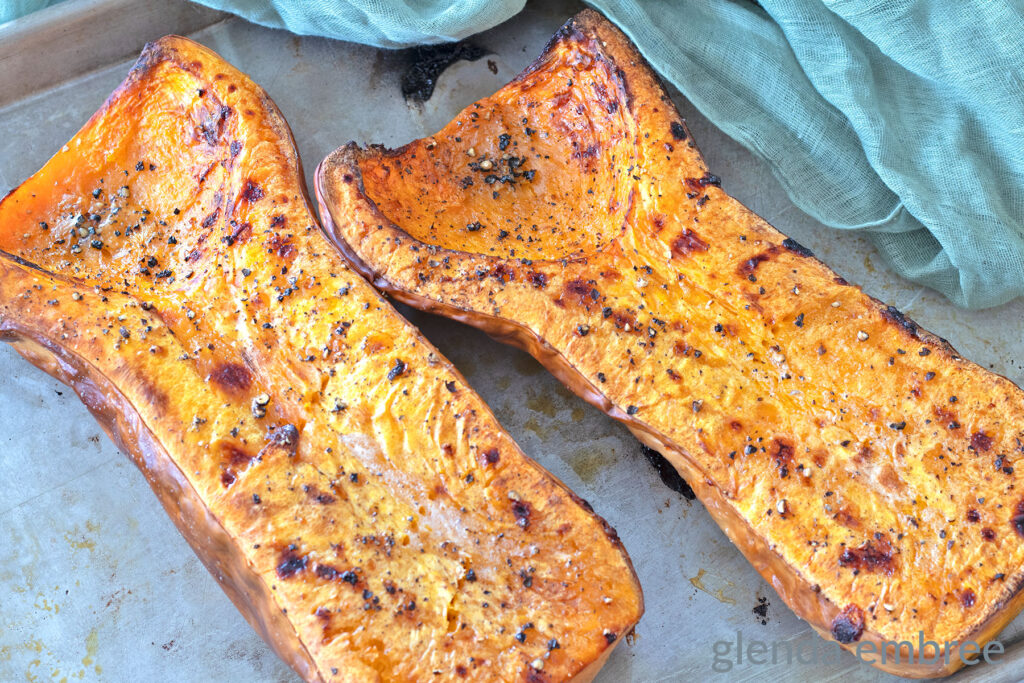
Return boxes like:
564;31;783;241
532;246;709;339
683;175;721;195
314;563;339;580
880;305;919;337
266;424;299;457
198;105;232;146
267;233;296;260
971;431;993;452
302;484;337;505
227;221;253;245
222;443;255;468
479;448;501;467
770;438;794;478
315;563;359;586
738;245;780;276
525;670;549;683
781;237;814;258
562;278;599;307
1012;500;1024;538
240;180;264;202
671;229;707;257
491;262;515;284
139;379;170;411
200;208;221;229
838;535;895;575
208;362;253;393
314;606;345;644
830;604;865;644
276;546;308;579
833;505;862;531
609;309;636;332
511;499;532;529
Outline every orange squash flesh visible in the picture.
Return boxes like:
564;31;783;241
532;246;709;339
0;36;643;682
317;10;1024;677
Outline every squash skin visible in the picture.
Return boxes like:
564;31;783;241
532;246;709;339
317;10;1024;678
0;37;643;682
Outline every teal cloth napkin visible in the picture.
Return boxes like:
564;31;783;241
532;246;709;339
1;0;66;23
26;0;1021;308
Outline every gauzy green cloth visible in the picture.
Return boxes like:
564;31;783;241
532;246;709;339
187;0;1024;308
1;0;66;24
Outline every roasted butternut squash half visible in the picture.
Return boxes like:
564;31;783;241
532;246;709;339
0;36;643;682
317;10;1024;677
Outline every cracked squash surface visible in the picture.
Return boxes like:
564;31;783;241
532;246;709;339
318;10;1024;677
0;36;642;682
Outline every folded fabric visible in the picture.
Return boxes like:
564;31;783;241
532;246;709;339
189;0;1024;308
188;0;525;47
1;0;66;24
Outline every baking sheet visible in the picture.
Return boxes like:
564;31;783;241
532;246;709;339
2;0;1023;680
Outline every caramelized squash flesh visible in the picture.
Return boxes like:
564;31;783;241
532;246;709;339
0;36;642;682
317;11;1024;677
